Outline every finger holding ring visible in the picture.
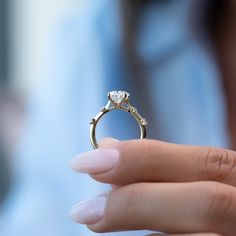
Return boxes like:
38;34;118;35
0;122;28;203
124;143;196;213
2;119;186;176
89;91;147;149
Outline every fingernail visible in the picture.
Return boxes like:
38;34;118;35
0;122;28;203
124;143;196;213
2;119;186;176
70;149;120;174
69;196;107;225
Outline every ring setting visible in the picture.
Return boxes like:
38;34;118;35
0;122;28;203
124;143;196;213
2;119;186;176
90;91;147;149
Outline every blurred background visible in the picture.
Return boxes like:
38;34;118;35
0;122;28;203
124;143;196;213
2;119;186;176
0;0;235;235
0;0;75;207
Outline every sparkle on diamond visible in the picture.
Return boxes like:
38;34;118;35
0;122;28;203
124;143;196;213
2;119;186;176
109;91;129;104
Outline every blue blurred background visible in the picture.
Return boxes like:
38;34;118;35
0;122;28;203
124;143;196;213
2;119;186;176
0;0;235;235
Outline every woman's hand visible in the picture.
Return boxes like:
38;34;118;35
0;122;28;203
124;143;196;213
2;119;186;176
69;138;236;236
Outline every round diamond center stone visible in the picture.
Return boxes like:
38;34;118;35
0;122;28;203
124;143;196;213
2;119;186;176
109;91;129;105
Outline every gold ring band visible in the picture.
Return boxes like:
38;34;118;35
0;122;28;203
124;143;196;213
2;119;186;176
90;91;147;149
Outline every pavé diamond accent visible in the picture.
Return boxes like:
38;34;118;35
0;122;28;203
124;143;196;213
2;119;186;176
140;118;148;126
89;118;96;124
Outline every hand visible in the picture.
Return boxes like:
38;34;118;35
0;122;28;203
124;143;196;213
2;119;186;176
69;138;236;236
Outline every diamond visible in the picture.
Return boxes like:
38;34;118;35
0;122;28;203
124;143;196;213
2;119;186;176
140;118;148;126
129;106;137;113
108;91;129;105
89;118;96;124
100;107;107;112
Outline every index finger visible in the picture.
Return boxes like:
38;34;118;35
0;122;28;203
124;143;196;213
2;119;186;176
70;138;236;186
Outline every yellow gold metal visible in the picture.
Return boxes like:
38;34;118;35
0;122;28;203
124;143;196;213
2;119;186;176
90;91;147;149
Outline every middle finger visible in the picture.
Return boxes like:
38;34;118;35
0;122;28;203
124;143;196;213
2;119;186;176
70;181;236;235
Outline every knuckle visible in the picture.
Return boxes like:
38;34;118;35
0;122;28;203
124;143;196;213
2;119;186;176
204;182;234;225
88;184;144;233
122;184;140;218
199;147;236;181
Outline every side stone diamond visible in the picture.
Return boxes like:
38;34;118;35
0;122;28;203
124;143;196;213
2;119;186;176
129;106;137;113
89;118;96;124
140;118;148;126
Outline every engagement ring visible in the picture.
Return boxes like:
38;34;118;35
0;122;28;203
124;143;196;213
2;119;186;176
90;91;147;149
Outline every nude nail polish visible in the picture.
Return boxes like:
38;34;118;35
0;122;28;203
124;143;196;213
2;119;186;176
69;196;107;225
70;149;120;174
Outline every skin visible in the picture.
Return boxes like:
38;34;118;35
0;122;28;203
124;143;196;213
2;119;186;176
70;19;236;234
71;3;236;235
71;44;236;235
71;138;236;235
213;1;236;149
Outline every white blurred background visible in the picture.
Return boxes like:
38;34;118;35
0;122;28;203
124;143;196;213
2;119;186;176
0;0;76;209
10;0;75;92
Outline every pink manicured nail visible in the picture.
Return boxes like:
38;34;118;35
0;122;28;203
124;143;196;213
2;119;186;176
69;196;107;225
70;149;120;174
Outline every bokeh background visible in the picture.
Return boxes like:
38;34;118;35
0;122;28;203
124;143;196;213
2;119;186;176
0;0;235;235
0;0;75;209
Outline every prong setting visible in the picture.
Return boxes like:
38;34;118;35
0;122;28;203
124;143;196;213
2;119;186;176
108;91;130;107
